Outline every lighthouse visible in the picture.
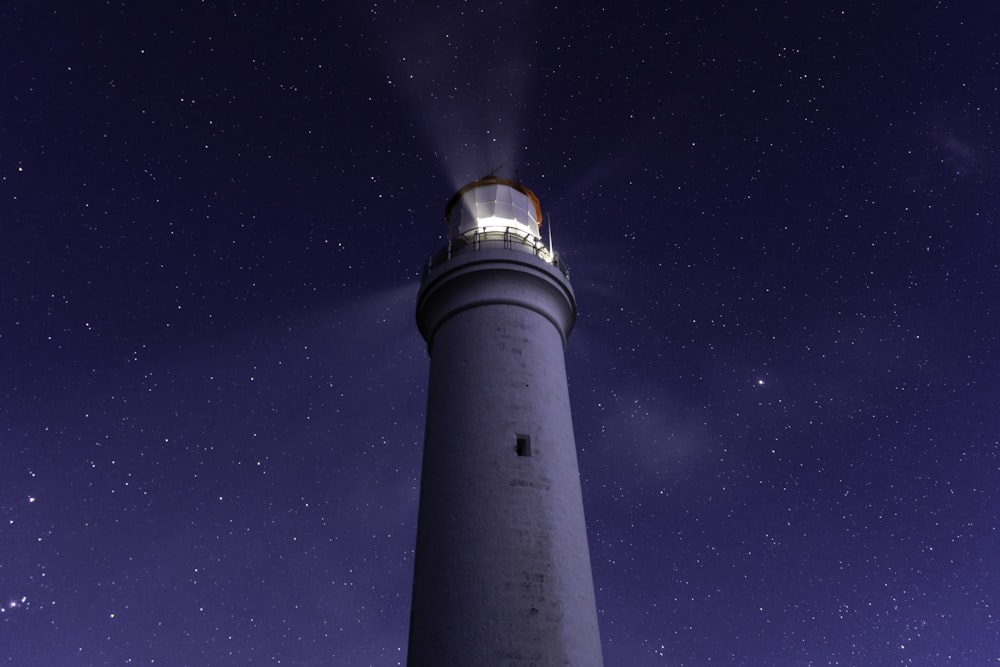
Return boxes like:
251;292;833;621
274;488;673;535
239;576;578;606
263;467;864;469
407;176;603;666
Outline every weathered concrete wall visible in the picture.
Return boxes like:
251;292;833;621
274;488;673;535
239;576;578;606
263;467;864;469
408;249;603;666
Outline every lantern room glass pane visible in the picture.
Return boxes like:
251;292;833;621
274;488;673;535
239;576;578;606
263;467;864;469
447;181;541;240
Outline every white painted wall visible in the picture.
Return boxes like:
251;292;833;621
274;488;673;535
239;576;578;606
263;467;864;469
408;249;603;666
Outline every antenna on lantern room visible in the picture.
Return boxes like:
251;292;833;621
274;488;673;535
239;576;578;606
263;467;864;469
547;210;555;257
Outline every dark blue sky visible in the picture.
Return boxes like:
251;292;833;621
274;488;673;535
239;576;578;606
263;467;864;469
3;2;999;665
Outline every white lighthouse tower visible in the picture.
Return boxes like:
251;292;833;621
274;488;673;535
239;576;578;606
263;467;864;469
408;176;603;666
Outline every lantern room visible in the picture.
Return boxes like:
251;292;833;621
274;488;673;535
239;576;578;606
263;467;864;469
444;176;543;242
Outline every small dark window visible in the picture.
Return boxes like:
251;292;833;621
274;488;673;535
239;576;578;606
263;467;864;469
515;434;532;457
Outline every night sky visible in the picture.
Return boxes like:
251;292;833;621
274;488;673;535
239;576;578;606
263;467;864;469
3;2;999;665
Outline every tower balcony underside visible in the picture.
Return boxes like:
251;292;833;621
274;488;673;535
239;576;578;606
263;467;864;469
416;242;577;353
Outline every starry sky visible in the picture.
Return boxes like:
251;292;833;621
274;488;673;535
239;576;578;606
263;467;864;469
3;2;999;665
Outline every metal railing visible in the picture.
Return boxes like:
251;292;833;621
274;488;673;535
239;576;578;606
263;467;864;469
422;228;571;281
